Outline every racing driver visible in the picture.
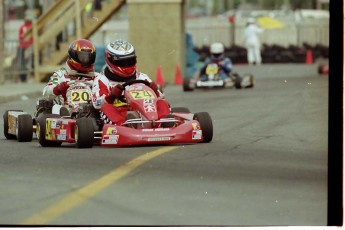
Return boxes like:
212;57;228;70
91;39;170;125
38;39;99;116
195;42;234;86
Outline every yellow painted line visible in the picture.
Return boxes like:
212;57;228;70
19;146;179;225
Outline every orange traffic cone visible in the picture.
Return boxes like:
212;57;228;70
305;49;313;64
174;65;183;85
155;66;165;87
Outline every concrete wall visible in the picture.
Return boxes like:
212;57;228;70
127;0;185;84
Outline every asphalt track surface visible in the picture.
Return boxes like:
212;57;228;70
0;69;328;226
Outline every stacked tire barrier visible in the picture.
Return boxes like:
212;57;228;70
193;43;329;64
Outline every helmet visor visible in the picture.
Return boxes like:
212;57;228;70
108;55;137;67
212;53;223;58
75;51;96;66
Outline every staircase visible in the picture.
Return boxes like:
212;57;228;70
25;0;126;82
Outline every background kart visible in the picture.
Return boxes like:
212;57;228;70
183;63;254;91
35;79;213;148
3;79;95;143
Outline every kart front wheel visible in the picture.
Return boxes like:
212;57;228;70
36;114;62;147
193;112;213;143
75;117;94;148
17;114;33;142
183;77;194;92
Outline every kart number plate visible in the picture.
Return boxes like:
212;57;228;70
130;90;155;100
68;89;91;103
206;64;218;75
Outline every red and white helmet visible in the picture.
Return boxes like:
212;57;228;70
105;39;137;77
67;39;96;72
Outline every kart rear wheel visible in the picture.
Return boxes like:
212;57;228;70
183;77;194;92
171;107;191;113
75;117;94;148
3;110;22;140
36;114;62;147
17;114;33;142
193;112;213;143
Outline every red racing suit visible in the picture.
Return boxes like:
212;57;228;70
91;69;170;125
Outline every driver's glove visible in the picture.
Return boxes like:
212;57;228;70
106;84;123;103
53;82;69;95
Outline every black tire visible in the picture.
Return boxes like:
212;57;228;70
3;110;23;140
17;114;33;142
171;107;191;113
36;114;62;147
233;74;242;89
243;73;254;88
183;77;194;92
193;112;213;143
75;117;94;148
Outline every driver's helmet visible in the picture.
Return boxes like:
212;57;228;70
67;39;96;73
210;42;225;61
105;39;137;77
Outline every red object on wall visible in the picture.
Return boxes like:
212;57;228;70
228;16;235;24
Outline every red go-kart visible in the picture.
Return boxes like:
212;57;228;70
97;79;213;147
36;80;213;148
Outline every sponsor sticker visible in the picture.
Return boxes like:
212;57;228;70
148;137;171;142
192;123;200;130
192;130;202;139
144;99;154;104
102;135;119;144
144;104;156;112
142;128;170;132
59;129;67;135
51;120;57;128
56;134;66;141
105;127;117;135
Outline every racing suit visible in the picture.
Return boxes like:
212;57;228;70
199;57;233;81
40;63;98;115
91;67;170;125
